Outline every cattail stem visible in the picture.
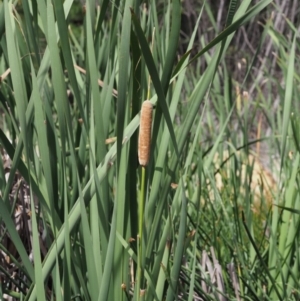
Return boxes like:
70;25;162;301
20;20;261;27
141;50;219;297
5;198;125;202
136;100;153;299
137;166;146;300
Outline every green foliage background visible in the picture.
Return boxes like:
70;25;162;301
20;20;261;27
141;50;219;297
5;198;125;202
0;0;299;300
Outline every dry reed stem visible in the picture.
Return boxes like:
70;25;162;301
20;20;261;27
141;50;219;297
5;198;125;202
138;100;153;167
74;64;118;98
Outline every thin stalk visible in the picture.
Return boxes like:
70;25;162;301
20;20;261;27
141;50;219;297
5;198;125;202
137;166;146;300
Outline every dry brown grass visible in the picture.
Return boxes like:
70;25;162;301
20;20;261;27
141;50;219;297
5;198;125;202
210;150;278;216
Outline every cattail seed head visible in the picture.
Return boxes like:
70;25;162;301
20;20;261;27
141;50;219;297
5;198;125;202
138;100;153;167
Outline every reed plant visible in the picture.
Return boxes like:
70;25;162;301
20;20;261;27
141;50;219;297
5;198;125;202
0;0;299;300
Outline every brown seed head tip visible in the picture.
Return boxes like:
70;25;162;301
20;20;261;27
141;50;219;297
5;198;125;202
138;100;153;167
128;237;135;243
140;289;146;296
121;283;126;290
189;229;196;237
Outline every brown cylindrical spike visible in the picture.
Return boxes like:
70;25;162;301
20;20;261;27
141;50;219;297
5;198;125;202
138;100;153;167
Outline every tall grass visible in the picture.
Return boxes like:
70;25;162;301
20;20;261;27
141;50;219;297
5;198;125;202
0;0;299;300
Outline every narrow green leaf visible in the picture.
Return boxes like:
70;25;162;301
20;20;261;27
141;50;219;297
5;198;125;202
280;35;296;170
130;9;179;159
